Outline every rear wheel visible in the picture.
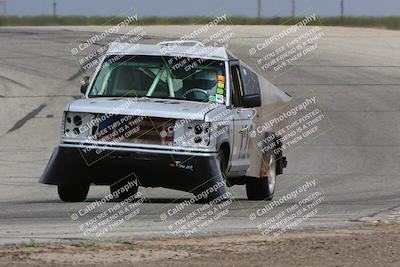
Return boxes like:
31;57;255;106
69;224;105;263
58;184;89;202
246;153;277;200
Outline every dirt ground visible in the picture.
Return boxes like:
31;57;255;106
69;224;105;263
1;223;399;267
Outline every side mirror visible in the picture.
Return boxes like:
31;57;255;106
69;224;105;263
241;94;261;108
80;76;90;95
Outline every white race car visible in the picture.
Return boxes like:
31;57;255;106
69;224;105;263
40;41;290;202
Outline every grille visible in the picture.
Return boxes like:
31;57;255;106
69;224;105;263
93;114;175;145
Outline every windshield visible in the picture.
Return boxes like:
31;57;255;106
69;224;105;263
88;55;226;103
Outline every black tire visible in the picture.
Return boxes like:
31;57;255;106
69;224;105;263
218;148;228;176
246;178;274;200
193;149;228;203
110;179;138;201
58;184;89;202
246;154;277;201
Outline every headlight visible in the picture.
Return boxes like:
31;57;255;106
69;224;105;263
173;120;211;147
73;115;82;126
63;112;95;139
194;136;202;143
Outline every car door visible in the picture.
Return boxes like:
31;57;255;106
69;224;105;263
228;62;252;174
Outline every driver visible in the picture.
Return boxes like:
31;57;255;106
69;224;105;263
177;70;217;101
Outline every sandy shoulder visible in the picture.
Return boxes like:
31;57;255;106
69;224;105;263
0;223;399;267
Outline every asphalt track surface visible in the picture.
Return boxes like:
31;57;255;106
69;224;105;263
0;25;399;244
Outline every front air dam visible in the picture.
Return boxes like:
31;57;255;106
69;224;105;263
40;146;227;199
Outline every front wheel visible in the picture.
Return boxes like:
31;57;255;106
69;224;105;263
58;184;89;202
246;153;277;201
217;148;228;177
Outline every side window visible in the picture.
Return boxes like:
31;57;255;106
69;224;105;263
242;66;260;96
231;65;244;107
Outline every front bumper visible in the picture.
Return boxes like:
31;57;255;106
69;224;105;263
39;145;226;196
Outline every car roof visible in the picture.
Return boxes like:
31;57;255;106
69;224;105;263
106;42;238;61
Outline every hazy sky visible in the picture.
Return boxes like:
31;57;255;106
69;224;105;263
3;0;400;17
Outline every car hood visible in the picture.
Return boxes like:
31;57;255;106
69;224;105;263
67;97;222;121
